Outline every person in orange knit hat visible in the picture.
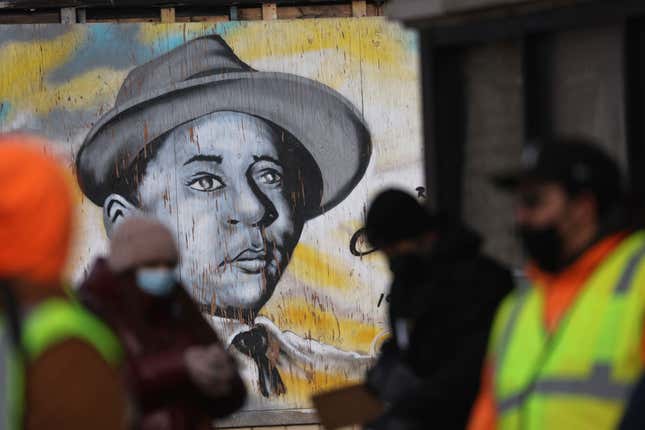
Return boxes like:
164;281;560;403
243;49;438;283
0;134;128;430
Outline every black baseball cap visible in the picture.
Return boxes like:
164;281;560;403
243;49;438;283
492;136;624;214
365;189;436;248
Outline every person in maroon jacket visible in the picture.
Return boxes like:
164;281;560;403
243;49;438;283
79;216;246;430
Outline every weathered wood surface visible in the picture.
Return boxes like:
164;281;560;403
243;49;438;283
351;0;366;18
60;6;75;23
0;3;382;23
0;0;372;9
160;6;174;22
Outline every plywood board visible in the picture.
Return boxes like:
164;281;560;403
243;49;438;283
0;19;421;426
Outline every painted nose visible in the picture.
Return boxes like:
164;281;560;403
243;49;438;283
228;181;268;227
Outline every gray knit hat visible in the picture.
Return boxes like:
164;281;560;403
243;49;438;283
108;217;179;273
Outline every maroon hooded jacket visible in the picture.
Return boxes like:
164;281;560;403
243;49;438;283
78;258;246;430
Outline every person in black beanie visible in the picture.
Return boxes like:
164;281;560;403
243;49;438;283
364;189;513;430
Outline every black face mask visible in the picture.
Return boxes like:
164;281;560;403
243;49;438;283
389;253;428;283
518;225;563;273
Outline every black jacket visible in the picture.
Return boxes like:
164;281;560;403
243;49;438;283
366;222;514;429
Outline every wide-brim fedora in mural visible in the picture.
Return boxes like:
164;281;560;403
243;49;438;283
76;35;372;218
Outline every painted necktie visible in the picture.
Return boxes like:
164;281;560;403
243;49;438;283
232;325;286;397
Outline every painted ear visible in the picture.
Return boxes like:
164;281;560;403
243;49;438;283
103;194;139;236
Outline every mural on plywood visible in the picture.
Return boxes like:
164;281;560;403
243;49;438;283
0;20;422;413
78;33;375;399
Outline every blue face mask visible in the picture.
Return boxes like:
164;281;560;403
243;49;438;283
136;268;176;296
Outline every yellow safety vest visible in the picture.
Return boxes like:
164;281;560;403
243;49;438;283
490;231;645;430
1;295;122;430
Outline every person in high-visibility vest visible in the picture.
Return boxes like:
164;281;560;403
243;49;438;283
468;136;645;430
0;135;128;430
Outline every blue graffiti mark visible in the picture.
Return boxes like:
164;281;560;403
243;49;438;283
404;31;418;53
0;101;11;124
48;23;248;85
0;26;72;50
216;21;244;38
48;24;143;84
144;24;223;55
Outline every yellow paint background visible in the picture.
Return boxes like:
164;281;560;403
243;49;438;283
0;27;125;117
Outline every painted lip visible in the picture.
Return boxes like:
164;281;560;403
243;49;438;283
223;249;268;274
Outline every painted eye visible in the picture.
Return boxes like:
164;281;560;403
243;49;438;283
187;175;225;192
258;169;283;186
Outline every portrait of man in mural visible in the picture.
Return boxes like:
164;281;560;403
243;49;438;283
75;34;373;400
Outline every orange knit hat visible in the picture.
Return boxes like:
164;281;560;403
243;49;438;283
0;134;74;284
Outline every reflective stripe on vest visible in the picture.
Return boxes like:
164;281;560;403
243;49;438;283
21;298;122;365
493;232;645;429
1;296;122;430
498;364;631;414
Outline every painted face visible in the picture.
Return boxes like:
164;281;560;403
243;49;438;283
136;111;306;314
